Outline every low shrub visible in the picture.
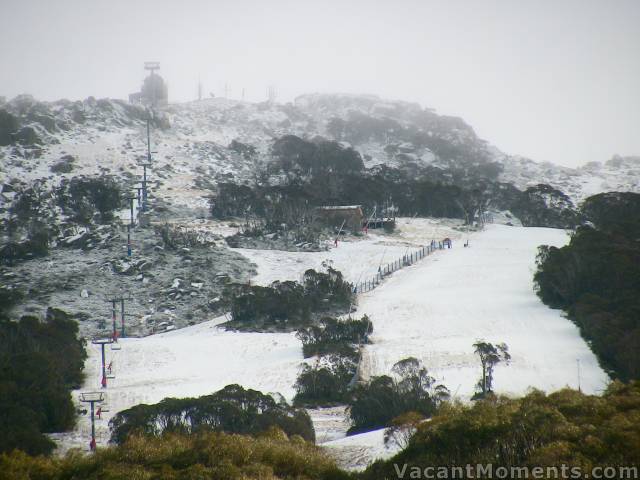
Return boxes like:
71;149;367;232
0;429;352;480
362;382;640;479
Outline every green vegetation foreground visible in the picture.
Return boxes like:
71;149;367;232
2;384;638;479
362;382;640;479
0;428;351;480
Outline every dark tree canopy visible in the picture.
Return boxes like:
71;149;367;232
534;192;640;381
348;357;449;434
0;308;86;455
109;384;315;444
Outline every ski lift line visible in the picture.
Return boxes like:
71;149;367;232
377;247;388;271
401;213;419;258
353;235;450;294
363;205;377;231
333;219;346;244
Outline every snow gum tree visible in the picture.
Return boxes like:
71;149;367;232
473;340;511;398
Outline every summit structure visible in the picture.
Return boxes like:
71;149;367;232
129;62;168;107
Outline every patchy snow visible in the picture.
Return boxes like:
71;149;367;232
308;406;351;444
357;224;609;399
321;428;399;471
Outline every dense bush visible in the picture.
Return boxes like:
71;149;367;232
0;429;352;480
0;109;20;146
0;181;58;264
229;139;257;159
348;358;449;434
534;192;640;380
271;135;364;176
294;355;358;407
582;191;640;239
155;223;215;250
1;176;124;265
511;183;580;228
0;308;86;455
362;382;640;479
0;286;23;317
210;182;261;219
224;267;354;331
49;154;75;173
293;316;372;407
297;316;372;358
109;384;315;445
56;175;123;225
211;135;579;229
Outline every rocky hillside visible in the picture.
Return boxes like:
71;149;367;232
1;92;638;336
2;93;638;213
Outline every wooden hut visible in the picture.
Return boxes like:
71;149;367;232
315;205;364;231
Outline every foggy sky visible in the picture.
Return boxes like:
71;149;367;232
1;0;638;168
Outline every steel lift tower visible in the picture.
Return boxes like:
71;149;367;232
79;392;104;451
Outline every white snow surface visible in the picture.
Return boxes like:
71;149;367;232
321;428;399;472
237;217;463;286
357;224;609;400
57;220;609;469
59;317;302;453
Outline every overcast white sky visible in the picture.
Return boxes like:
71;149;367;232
0;0;638;167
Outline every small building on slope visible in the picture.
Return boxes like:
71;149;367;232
315;205;364;231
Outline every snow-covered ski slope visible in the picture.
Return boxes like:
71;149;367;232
236;217;451;286
60;221;608;456
358;224;609;399
59;318;302;452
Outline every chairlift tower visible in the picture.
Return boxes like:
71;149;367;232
106;294;132;339
141;114;156;211
126;194;137;228
108;299;118;341
91;338;115;388
79;391;104;451
140;164;152;212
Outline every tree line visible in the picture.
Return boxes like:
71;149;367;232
534;192;640;380
210;135;581;236
0;308;86;455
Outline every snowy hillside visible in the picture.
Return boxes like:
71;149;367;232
0;92;625;470
499;154;640;204
2;93;638;215
55;217;464;453
57;220;608;471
